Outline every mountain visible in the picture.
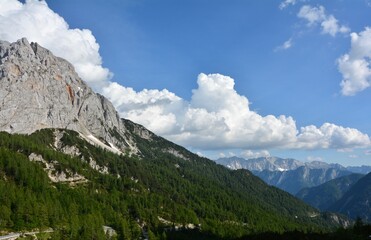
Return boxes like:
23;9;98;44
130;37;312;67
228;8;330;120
216;156;353;195
215;156;304;171
0;38;140;155
0;38;350;238
296;173;364;211
253;166;352;195
216;156;348;172
329;172;371;221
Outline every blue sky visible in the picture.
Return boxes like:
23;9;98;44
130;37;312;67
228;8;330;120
1;0;371;166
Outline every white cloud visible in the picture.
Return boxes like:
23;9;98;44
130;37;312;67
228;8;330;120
0;0;111;89
296;123;371;150
279;0;296;10
0;0;22;13
306;156;323;162
167;74;300;149
321;15;350;37
298;5;326;25
338;28;371;96
275;38;293;51
218;152;226;158
365;150;371;155
241;150;270;159
104;73;371;151
102;81;183;135
297;5;350;37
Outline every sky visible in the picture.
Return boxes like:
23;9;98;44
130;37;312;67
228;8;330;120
0;0;371;166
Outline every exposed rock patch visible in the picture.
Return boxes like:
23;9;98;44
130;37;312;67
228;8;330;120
53;130;109;174
29;153;86;185
165;148;189;161
89;157;109;174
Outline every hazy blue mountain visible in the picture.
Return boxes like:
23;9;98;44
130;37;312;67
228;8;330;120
216;156;357;195
296;173;364;210
253;166;353;195
329;172;371;221
216;156;350;172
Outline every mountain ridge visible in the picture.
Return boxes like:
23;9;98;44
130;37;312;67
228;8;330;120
253;167;352;195
0;38;145;155
215;156;364;173
215;156;362;195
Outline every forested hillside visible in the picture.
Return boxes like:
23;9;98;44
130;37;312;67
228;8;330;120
0;127;347;239
296;174;364;211
329;172;371;221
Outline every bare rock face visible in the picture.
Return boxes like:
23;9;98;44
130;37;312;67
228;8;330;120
0;38;141;153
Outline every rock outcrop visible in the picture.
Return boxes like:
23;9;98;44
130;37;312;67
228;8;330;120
0;38;147;154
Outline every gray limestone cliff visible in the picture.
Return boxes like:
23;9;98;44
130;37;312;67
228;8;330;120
0;38;152;154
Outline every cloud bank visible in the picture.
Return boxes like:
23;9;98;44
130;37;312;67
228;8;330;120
104;73;371;151
0;0;370;152
297;5;349;37
0;0;111;89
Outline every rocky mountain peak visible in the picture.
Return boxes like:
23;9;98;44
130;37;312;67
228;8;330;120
0;38;152;154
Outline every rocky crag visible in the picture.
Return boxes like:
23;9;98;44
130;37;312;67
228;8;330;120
0;38;151;154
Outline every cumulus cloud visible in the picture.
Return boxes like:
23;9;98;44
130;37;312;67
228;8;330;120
338;28;371;96
296;123;371;149
0;0;111;89
104;73;371;151
102;82;183;135
297;5;350;37
279;0;296;10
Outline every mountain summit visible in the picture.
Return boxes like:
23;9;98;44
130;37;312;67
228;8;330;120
0;38;150;154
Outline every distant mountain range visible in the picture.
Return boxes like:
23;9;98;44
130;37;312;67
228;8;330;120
296;173;364;210
216;156;371;221
215;156;371;195
253;167;352;195
216;156;304;172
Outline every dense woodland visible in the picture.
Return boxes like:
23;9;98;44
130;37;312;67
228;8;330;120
0;127;369;239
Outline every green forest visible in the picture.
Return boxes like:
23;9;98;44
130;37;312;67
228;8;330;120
0;127;368;239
